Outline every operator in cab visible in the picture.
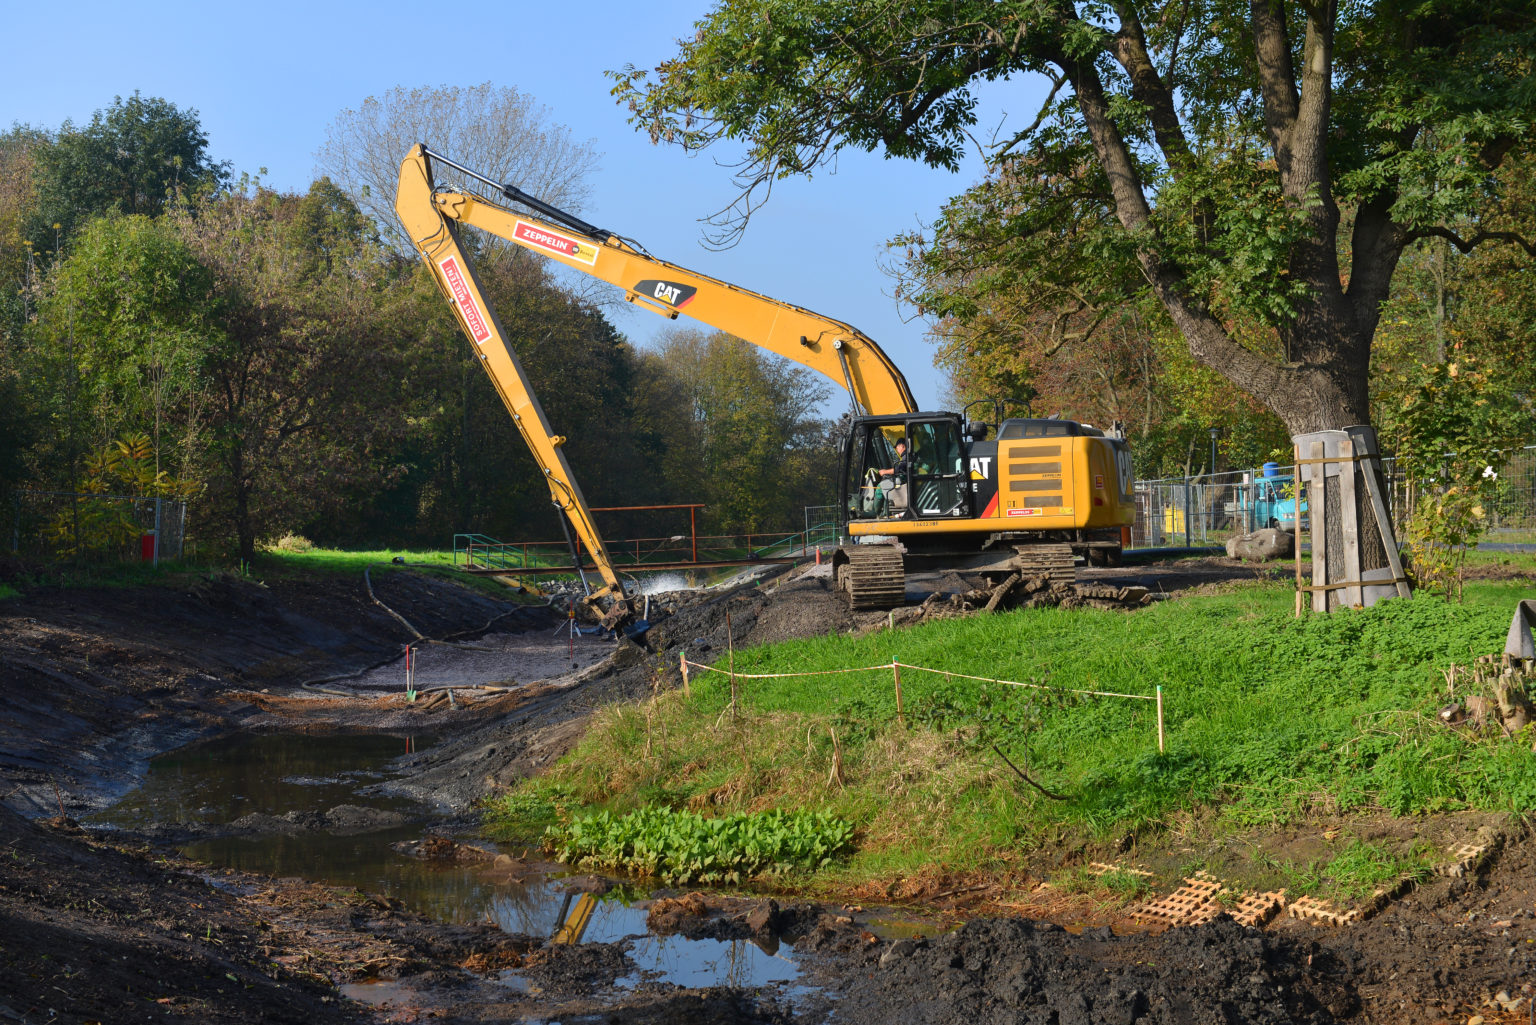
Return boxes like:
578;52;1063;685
878;437;913;485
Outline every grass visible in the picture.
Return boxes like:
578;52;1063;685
492;575;1535;889
0;544;553;605
1261;837;1440;903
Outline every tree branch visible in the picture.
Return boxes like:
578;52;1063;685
1249;0;1299;154
1107;2;1193;166
1406;226;1536;259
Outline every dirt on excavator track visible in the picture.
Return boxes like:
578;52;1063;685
3;555;1535;1024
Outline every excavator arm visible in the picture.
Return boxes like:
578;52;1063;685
395;146;632;628
396;145;917;419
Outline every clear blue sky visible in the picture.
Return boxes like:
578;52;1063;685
2;0;1039;412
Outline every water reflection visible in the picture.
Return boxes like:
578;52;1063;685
99;731;814;991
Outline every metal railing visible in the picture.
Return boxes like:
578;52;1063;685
453;528;825;573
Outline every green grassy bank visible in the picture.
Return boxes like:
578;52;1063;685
491;573;1535;888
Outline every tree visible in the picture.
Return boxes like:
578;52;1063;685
316;83;599;251
31;93;228;246
169;181;412;562
651;328;834;531
29;212;218;482
614;0;1536;436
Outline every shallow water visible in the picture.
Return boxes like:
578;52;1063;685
99;730;816;991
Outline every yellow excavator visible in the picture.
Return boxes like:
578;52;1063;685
396;145;1134;610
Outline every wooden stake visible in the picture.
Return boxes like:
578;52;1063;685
1309;441;1329;613
1338;437;1362;608
679;649;691;698
828;726;844;788
1294;444;1305;618
1155;685;1165;753
727;611;737;717
893;662;904;725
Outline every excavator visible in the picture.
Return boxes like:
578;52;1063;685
396;145;1135;611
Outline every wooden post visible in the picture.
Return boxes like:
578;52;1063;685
1294;444;1305;617
1155;685;1165;753
1309;441;1329;613
679;649;691;698
1338;438;1363;608
893;662;904;725
1359;452;1413;599
727;610;737;717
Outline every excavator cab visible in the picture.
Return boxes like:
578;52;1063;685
841;414;972;523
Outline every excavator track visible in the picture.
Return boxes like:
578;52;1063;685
837;545;907;609
1008;543;1077;586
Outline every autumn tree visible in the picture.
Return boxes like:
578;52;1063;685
316;83;598;251
651;328;834;532
614;0;1536;437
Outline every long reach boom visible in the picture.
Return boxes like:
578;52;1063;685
396;145;917;418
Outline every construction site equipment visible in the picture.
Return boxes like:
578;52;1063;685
395;146;1135;609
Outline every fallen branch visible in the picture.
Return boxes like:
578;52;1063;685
991;745;1068;801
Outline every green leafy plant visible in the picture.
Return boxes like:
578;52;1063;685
547;806;855;884
45;432;201;559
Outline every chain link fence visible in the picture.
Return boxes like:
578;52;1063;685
9;489;187;564
1130;445;1536;550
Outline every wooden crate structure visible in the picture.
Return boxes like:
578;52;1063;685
1293;426;1412;613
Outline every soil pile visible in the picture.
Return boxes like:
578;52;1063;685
828;915;1358;1025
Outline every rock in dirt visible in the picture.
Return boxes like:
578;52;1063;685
392;834;496;863
1225;527;1295;562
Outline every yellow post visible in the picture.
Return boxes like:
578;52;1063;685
893;662;904;725
1156;685;1165;753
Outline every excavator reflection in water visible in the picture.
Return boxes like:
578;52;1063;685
395;146;1134;612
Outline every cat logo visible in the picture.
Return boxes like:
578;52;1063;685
635;279;697;309
968;456;992;480
1113;448;1134;497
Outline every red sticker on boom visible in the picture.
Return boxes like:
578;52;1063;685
513;220;599;266
437;255;491;344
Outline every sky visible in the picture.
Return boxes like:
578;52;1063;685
1;0;1042;412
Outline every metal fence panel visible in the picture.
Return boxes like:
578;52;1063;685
10;489;186;564
1128;445;1536;551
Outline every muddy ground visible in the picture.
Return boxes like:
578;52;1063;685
3;554;1535;1023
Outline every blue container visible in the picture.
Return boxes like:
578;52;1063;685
1261;461;1281;477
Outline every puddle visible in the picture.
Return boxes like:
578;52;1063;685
92;731;431;827
98;730;826;994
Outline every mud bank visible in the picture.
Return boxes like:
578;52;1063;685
5;559;1536;1023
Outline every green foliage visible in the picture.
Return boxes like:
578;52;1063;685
29;211;217;476
526;579;1530;880
547;806;855;884
29;93;228;248
1279;839;1437;903
615;0;1536;436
